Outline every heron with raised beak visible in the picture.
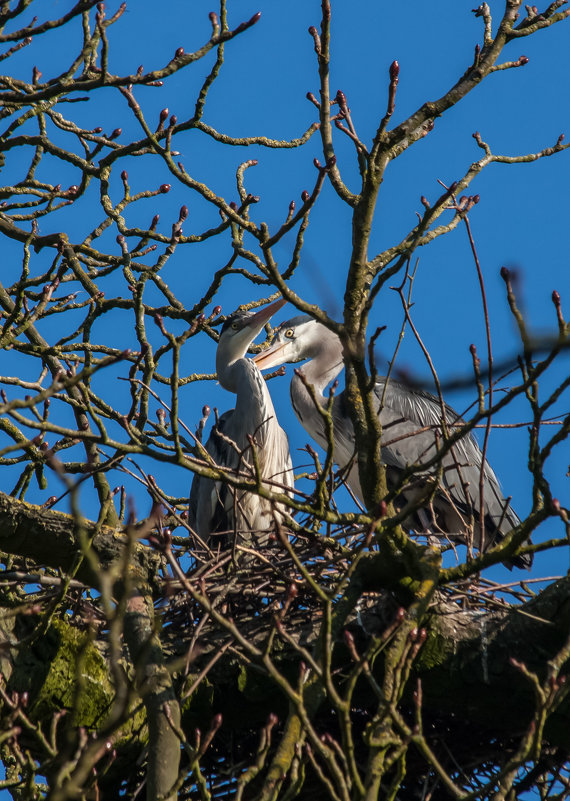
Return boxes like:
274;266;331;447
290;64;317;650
253;314;531;569
189;299;293;548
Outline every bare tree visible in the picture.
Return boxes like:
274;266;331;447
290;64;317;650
0;2;569;799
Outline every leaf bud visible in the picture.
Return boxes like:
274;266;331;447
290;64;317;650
159;184;171;194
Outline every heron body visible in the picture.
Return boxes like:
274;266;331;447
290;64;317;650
189;299;293;548
254;314;531;569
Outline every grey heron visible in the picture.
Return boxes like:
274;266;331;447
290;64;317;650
253;314;531;569
189;299;294;549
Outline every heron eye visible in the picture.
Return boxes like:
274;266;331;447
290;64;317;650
285;329;294;338
231;322;238;330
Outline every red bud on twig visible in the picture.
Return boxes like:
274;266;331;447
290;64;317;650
386;60;399;116
287;583;298;600
154;314;167;335
234;12;261;34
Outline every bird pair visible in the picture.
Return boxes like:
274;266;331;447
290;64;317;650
189;299;531;569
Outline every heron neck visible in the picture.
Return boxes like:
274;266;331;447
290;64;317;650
220;358;276;428
299;335;344;397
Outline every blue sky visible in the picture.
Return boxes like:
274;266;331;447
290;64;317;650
0;0;569;791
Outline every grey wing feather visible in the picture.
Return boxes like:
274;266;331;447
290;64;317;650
375;378;521;540
189;410;234;539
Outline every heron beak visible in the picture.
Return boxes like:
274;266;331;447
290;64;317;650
252;341;289;371
246;297;287;330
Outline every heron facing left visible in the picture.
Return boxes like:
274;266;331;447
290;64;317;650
189;298;293;549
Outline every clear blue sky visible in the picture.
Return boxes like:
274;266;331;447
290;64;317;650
0;1;569;790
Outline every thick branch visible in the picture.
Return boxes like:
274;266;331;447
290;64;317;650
0;491;162;592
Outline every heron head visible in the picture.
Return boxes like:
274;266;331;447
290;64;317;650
216;298;286;369
252;315;322;370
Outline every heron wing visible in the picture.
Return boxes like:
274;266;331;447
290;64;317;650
375;379;520;535
189;410;235;540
